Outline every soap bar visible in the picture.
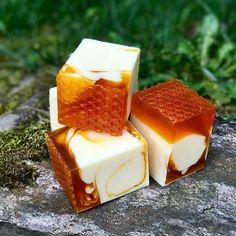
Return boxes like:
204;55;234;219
57;39;140;135
131;80;215;186
46;123;149;213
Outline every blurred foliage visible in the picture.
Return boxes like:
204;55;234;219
0;0;236;120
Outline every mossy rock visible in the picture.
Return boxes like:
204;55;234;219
0;121;49;188
0;70;54;189
0;116;235;235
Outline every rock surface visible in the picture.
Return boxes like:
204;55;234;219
0;115;235;236
0;113;20;131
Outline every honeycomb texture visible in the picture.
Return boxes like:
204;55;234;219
58;83;128;136
46;133;79;211
133;80;215;124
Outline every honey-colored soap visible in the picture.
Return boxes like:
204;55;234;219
131;79;215;186
46;122;149;213
57;39;140;135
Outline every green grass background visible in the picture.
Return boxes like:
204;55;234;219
0;0;236;188
1;0;236;118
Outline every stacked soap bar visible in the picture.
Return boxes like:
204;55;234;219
46;39;149;213
57;39;140;135
131;80;215;186
46;123;148;213
49;87;64;131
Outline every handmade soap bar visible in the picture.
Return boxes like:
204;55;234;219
46;123;149;213
57;39;140;135
131;80;215;186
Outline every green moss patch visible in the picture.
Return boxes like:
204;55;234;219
0;121;49;189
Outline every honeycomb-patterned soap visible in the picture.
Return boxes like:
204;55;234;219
57;65;129;136
56;39;140;135
132;79;215;142
131;79;215;186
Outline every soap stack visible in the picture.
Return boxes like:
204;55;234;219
46;39;215;213
46;39;149;213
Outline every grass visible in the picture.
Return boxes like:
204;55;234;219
0;0;236;188
0;0;236;118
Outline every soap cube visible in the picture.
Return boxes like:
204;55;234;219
57;39;140;135
46;123;149;213
131;80;215;186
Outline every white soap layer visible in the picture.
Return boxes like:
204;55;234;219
66;38;140;76
68;128;149;203
49;87;64;131
131;115;206;186
61;68;122;82
131;115;171;186
172;134;206;171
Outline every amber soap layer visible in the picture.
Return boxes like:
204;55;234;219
57;66;129;136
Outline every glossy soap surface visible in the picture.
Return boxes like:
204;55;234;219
57;65;129;136
57;39;140;135
132;80;215;142
46;123;149;213
131;80;215;185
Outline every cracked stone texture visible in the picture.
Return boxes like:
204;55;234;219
0;115;235;236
